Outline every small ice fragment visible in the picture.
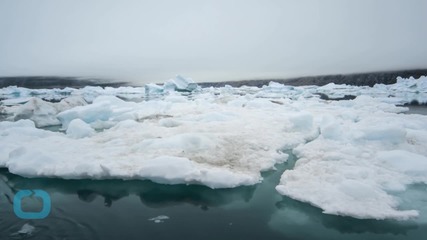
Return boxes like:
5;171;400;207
148;215;170;223
10;223;35;238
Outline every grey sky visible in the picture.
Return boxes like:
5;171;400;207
1;0;426;84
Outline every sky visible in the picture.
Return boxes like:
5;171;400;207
0;0;427;84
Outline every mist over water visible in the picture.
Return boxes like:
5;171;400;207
1;0;427;84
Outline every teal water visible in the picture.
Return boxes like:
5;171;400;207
1;152;426;240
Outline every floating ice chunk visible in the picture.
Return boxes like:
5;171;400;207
276;158;419;221
57;96;129;129
12;98;61;127
56;96;87;112
148;215;169;223
10;223;36;238
164;75;198;92
66;119;95;139
276;108;427;220
2;96;87;127
1;96;290;188
144;83;163;95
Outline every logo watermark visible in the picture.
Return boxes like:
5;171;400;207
13;190;51;219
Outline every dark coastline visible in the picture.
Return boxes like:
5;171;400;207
199;69;427;88
0;76;129;89
0;69;427;89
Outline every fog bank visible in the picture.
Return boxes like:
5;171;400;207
0;0;426;84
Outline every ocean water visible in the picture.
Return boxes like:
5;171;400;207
405;105;427;115
1;152;426;240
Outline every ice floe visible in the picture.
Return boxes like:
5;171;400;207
276;98;427;220
1;75;427;221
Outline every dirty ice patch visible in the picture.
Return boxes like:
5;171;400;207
1;97;305;188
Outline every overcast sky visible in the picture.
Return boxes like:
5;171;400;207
1;0;426;84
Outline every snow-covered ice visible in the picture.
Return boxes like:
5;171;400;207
276;96;427;220
1;75;427;221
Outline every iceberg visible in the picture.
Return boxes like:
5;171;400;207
144;83;164;95
164;75;198;92
144;75;199;95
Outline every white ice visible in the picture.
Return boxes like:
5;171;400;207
1;96;86;127
9;223;36;237
276;96;427;220
148;215;170;223
1;75;427;221
1;94;294;189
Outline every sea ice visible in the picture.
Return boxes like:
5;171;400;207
144;75;199;94
1;96;294;188
276;102;427;220
1;96;87;127
1;75;427;221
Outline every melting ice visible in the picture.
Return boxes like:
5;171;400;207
1;75;427;221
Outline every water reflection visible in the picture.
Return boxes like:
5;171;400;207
274;196;419;236
1;161;427;240
0;168;259;239
0;168;256;210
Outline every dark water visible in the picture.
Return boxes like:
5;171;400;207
405;105;427;115
1;152;427;240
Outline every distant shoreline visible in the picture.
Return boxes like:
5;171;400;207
1;69;427;89
198;69;427;88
